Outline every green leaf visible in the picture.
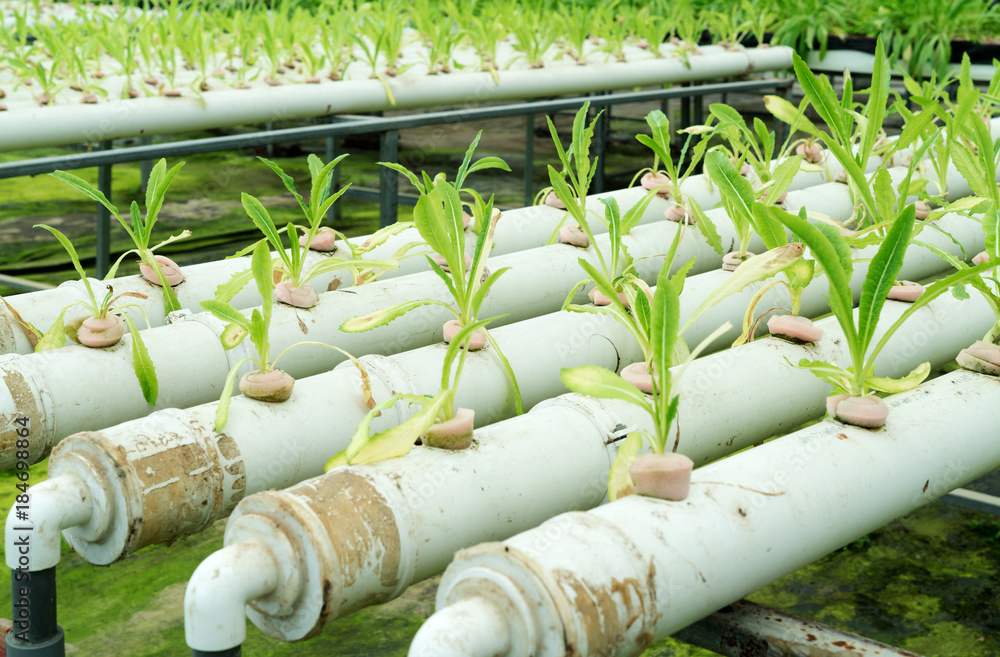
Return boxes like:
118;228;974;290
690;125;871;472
242;193;292;273
199;299;251;331
857;204;915;353
220;322;248;350
706;150;756;234
560;366;653;412
687;198;723;255
250;240;274;315
749;201;788;251
763;94;820;138
872;168;896;225
651;264;680;396
257;156;309;218
768;206;859;343
792;358;852;395
793;54;849;146
214;268;255;304
867;362;930;394
343;391;451;466
341;298;456;332
35;308;68;352
121;313;158;405
35;224;90;287
681;243;806;335
984;208;1000;258
466;156;511;176
49;170;120;218
379;161;426;194
214;357;256;432
607;432;643;502
145;160;184;231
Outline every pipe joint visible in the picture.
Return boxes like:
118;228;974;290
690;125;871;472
185;541;281;653
5;473;93;571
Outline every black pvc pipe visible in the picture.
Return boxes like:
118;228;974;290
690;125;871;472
191;646;241;657
6;568;64;657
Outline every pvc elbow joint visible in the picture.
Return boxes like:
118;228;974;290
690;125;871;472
184;541;281;653
5;474;93;571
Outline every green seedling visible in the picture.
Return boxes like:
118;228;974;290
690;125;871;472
50;159;190;316
200;241;374;431
226;154;405;303
561;258;732;501
29;225;158;405
772;203;993;401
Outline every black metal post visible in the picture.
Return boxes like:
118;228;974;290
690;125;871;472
593;103;610;194
6;567;64;657
379;130;399;228
325;133;342;224
693;90;704;126
265;121;275;157
138;135;153;194
680;84;692;129
524;113;535;207
95;140;113;279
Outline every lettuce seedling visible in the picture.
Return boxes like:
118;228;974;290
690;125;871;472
772;203;993;415
227;154;406;306
50;159;190;315
201;241;374;431
30;225;159;405
561;259;732;501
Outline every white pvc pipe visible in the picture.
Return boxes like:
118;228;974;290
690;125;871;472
204;393;649;643
0;48;793;150
3;473;92;572
181;274;993;644
184;542;283;653
16;171;841;467
7;191;967;563
419;370;1000;657
0;183;710;356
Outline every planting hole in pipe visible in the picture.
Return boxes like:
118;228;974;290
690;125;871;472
443;320;487;351
558;225;590;248
300;226;337;252
827;394;889;429
76;315;127;348
664;204;694;224
544;191;566;210
588;287;629;308
628;452;694;500
139;255;185;287
620;362;654;394
239;369;295;402
274;280;319;309
722;251;755;271
420;407;475;450
766;315;823;343
886;281;924;302
640;171;673;197
956;341;1000;376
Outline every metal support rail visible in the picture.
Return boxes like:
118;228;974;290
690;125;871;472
1;77;791;281
675;599;924;656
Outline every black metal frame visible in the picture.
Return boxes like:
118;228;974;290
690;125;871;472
1;77;792;287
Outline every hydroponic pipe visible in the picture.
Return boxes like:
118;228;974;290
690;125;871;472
0;48;793;151
2;129;867;358
8;179;856;468
0;184;705;356
180;277;993;649
415;370;1000;657
184;393;653;651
